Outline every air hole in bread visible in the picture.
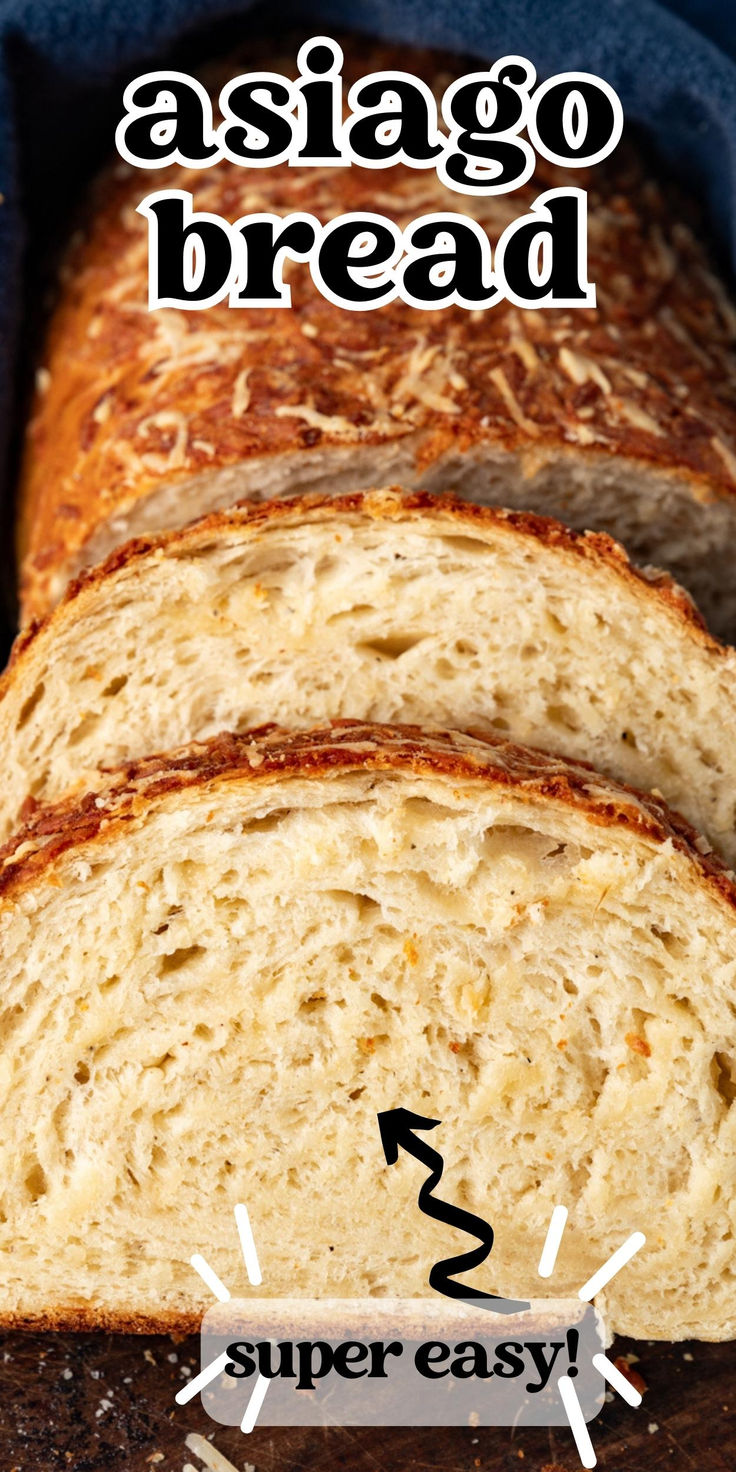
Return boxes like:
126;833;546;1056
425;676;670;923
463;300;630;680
149;1051;175;1071
651;926;686;958
324;892;380;919
326;603;376;625
74;1061;90;1085
713;1052;736;1108
697;747;722;773
438;535;489;556
101;674;128;698
25;1163;47;1199
371;991;391;1011
546;703;581;733
358;633;427;659
68;712;101;747
298;992;327;1014
242;814;288;836
158;945;204;975
16;682;45;731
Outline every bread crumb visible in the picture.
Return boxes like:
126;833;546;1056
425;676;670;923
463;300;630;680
648;1422;659;1433
184;1435;242;1472
613;1356;647;1395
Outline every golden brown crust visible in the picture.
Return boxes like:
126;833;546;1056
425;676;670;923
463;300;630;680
0;720;733;912
17;37;736;621
0;1305;202;1334
4;485;724;696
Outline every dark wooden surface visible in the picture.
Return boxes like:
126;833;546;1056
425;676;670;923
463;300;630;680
1;1331;734;1472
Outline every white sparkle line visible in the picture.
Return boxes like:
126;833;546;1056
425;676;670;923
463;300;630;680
537;1204;568;1278
241;1372;270;1433
592;1352;643;1407
235;1202;262;1286
174;1350;231;1406
558;1375;597;1469
190;1252;231;1302
577;1232;646;1301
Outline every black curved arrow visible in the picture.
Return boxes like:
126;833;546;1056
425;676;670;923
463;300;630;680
378;1107;530;1314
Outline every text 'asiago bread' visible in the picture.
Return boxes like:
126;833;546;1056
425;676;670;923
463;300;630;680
5;489;736;863
0;722;734;1339
16;37;736;636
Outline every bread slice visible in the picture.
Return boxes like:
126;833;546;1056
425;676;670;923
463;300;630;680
5;488;736;866
16;36;736;635
1;720;734;1339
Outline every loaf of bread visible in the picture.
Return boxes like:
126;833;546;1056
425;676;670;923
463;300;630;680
1;721;734;1339
17;38;736;637
5;488;736;866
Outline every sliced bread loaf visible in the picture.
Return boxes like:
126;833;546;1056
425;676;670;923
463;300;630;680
4;489;736;863
0;721;734;1339
16;37;736;635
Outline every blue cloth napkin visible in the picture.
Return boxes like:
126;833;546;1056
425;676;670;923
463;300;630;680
0;0;734;566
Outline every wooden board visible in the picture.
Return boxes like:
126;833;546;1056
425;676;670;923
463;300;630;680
2;1330;735;1471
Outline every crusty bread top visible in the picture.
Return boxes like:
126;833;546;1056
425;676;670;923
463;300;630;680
1;720;732;907
7;485;720;671
17;36;736;620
